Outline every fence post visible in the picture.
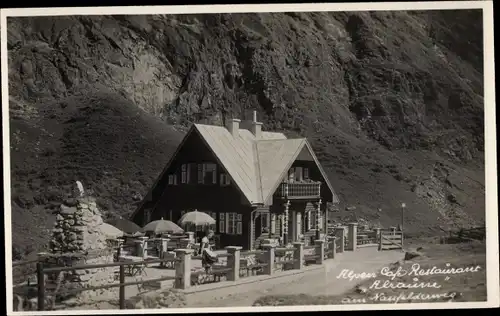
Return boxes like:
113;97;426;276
262;244;275;275
347;223;358;251
36;261;45;311
119;264;125;309
378;230;383;251
334;227;345;253
292;242;304;270
314;240;325;264
225;246;242;281
174;249;194;289
327;236;336;259
400;231;404;250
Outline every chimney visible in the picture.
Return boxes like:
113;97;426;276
226;118;241;137
251;110;263;140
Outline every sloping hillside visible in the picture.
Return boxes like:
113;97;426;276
7;10;485;256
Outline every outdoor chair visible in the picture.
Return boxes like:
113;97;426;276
160;251;176;269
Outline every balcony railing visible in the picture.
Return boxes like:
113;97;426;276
275;181;321;199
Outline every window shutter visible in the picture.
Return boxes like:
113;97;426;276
219;213;225;233
304;168;309;179
186;164;191;183
288;168;295;182
173;174;177;185
225;213;229;234
220;174;224;185
236;221;242;235
307;211;312;230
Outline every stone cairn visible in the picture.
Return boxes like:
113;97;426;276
43;196;117;305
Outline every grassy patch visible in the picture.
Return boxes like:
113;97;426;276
253;240;486;306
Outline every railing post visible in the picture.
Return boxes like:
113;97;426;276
334;227;345;253
314;240;325;264
292;242;304;270
36;261;45;311
174;249;194;289
225;246;242;281
262;244;275;275
186;232;195;243
327;236;336;259
159;238;170;266
119;264;125;309
347;222;358;251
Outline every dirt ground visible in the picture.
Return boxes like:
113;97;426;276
254;239;487;306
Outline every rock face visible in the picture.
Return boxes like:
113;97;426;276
8;11;485;255
45;196;117;304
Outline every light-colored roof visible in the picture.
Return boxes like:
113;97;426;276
256;139;306;202
194;124;339;206
195;124;289;204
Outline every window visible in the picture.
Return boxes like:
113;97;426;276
168;174;178;185
219;213;225;233
188;163;197;183
198;163;217;184
295;167;303;181
225;212;243;235
304;168;310;179
181;164;187;184
307;210;321;230
220;173;231;186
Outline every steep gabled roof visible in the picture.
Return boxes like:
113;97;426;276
131;122;339;220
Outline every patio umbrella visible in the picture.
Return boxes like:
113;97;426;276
178;210;216;227
142;218;184;234
99;223;124;239
107;217;142;234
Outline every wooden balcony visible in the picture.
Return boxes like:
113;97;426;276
275;181;321;200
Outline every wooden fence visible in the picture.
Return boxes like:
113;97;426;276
378;229;404;251
15;256;180;311
357;230;378;247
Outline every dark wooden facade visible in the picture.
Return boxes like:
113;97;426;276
132;129;252;249
133;128;335;250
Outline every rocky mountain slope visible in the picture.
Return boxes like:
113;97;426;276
7;10;485;256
